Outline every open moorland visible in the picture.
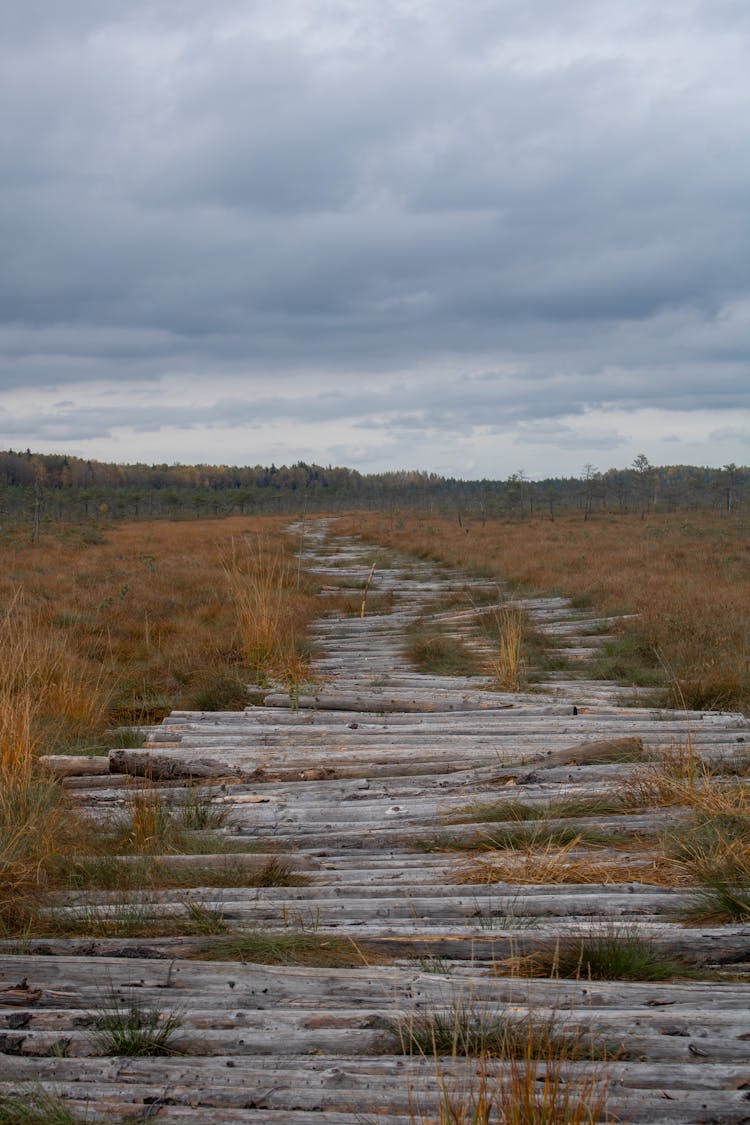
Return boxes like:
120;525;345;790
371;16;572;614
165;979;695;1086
1;509;749;1123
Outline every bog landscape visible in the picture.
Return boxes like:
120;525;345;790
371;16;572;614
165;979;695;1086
1;458;749;1123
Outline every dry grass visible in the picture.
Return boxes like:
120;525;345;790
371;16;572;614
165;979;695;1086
0;515;318;743
334;510;750;713
489;606;524;690
0;597;100;927
403;1002;617;1124
620;742;750;815
664;812;750;921
0;515;321;929
456;838;674;887
223;533;318;684
411;1056;614;1124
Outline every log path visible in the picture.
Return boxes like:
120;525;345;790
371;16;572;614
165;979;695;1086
2;519;750;1122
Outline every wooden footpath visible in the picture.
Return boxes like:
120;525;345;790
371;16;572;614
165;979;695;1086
2;519;750;1122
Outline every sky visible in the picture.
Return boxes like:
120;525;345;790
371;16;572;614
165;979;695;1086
1;0;749;479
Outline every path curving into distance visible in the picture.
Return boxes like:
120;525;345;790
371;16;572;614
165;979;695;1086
2;518;750;1122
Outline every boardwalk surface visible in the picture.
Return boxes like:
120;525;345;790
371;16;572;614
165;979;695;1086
2;520;750;1122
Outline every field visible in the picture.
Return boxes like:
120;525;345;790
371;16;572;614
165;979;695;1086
0;515;319;751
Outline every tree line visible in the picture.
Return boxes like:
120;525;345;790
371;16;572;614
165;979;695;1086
0;449;745;534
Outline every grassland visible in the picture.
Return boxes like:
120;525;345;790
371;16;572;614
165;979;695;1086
0;515;319;748
0;515;319;931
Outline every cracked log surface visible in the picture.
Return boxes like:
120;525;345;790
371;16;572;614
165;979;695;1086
2;518;750;1122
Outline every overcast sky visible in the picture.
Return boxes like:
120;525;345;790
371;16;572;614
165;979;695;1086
1;1;748;478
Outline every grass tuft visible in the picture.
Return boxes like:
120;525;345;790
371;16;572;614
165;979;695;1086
448;795;625;825
92;990;183;1056
411;1054;615;1124
503;925;696;981
422;823;620;854
666;813;750;921
392;1001;616;1062
488;606;524;691
0;1089;88;1125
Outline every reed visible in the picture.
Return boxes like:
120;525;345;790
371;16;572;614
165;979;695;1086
223;534;317;684
489;606;524;690
404;1003;616;1124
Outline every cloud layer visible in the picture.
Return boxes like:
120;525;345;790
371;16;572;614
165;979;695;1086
1;1;748;475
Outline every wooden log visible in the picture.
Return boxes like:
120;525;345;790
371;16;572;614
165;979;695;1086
39;755;111;777
263;693;519;713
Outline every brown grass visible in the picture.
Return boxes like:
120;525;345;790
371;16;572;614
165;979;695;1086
620;742;750;815
411;1056;614;1124
0;515;319;744
223;533;318;684
489;606;524;690
404;1002;617;1124
456;838;676;887
334;510;750;713
0;514;321;928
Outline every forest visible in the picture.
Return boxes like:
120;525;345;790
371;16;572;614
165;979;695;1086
0;448;745;532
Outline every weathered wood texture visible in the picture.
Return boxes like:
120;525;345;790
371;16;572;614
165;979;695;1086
2;518;749;1122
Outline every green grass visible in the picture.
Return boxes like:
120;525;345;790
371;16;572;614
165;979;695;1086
523;926;699;981
44;727;146;757
92;991;183;1056
176;785;229;831
405;629;482;677
687;879;750;923
181;896;227;933
0;1090;89;1125
446;796;625;825
586;632;665;687
188;929;386;967
108;784;230;855
57;853;268;891
44;892;235;939
184;668;249;711
419;823;625;853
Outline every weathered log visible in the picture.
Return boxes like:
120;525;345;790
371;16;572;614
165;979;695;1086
263;692;518;713
39;755;110;777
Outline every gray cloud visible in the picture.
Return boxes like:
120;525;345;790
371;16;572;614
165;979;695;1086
0;1;748;472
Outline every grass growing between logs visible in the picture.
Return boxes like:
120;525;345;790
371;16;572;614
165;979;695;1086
92;989;183;1056
60;854;303;893
405;626;482;677
496;925;700;982
446;795;626;825
187;929;390;967
0;1090;91;1125
419;823;625;854
665;812;750;922
1;770;304;936
409;1056;615;1125
456;839;669;888
391;1001;621;1062
487;605;524;689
